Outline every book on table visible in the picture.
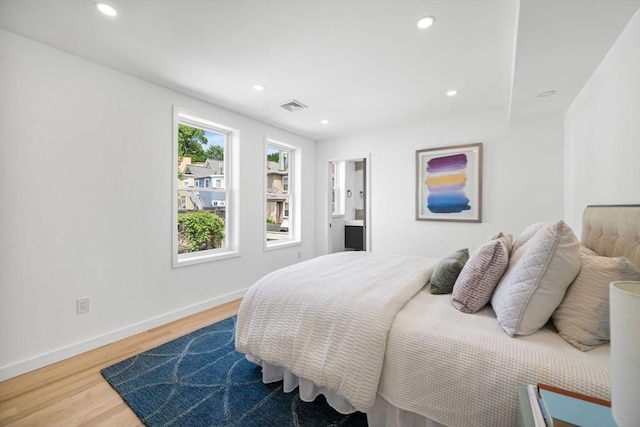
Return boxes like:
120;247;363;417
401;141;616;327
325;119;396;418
526;383;616;427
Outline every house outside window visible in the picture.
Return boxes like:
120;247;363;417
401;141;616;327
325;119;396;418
173;108;239;267
265;138;300;249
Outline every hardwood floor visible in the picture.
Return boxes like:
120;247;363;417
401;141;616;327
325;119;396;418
0;299;241;426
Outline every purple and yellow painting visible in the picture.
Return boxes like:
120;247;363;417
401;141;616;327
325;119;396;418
425;153;471;214
417;143;481;222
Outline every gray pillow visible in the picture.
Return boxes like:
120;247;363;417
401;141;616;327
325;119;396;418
429;248;470;295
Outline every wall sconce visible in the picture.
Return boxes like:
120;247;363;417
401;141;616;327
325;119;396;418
360;191;364;199
347;190;352;198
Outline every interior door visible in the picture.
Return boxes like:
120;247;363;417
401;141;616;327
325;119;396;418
327;156;370;253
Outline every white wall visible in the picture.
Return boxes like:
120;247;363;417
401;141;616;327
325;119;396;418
0;31;315;380
315;110;566;258
564;9;640;234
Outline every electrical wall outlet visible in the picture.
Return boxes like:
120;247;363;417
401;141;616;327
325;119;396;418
77;297;90;314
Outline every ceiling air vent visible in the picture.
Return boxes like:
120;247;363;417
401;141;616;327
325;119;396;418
280;99;308;112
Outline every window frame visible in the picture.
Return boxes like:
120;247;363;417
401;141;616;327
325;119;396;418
172;107;240;267
264;137;301;251
331;161;346;217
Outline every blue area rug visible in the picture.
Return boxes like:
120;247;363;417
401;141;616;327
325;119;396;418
101;316;368;426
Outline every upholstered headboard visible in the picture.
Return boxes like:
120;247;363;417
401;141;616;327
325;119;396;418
582;205;640;268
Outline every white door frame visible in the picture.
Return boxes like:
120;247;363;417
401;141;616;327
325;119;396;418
327;154;371;253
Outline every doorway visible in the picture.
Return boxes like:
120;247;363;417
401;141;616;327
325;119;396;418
328;156;370;253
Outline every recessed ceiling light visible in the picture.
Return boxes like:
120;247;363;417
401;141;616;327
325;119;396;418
417;16;435;29
253;84;265;92
320;119;329;125
446;90;458;97
538;90;557;97
95;2;117;17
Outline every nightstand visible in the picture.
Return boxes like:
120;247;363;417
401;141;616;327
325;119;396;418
517;384;617;427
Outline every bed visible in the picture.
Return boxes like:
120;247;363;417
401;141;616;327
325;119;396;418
235;205;640;426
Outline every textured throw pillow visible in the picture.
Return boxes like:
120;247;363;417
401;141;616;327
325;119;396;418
491;221;580;337
484;231;505;242
451;236;510;313
579;244;598;257
429;248;470;295
552;254;640;351
484;232;514;252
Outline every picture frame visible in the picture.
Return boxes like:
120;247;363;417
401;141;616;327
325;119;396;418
416;143;482;222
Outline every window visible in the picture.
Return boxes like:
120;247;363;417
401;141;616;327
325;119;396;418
331;161;345;216
173;108;238;267
265;138;300;249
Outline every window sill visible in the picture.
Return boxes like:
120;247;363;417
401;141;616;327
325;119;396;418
264;240;301;252
173;250;240;268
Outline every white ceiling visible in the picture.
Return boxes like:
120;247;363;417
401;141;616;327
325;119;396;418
1;0;638;141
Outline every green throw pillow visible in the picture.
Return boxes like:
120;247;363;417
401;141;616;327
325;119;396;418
429;248;470;294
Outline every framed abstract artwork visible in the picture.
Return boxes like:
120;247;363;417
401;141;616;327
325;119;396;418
416;143;483;222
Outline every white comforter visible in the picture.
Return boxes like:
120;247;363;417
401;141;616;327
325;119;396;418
379;288;611;427
235;252;437;412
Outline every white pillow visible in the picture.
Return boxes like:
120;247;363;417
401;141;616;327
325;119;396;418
552;254;640;351
491;221;580;337
510;221;550;254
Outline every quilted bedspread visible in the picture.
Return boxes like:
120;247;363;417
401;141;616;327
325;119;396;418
235;252;437;412
378;288;611;427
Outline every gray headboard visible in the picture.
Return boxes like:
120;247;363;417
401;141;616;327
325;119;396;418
581;205;640;268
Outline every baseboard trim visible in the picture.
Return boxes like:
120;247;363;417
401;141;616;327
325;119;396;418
0;288;247;381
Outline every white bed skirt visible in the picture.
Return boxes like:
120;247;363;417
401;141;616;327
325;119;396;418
368;396;446;427
247;355;445;427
